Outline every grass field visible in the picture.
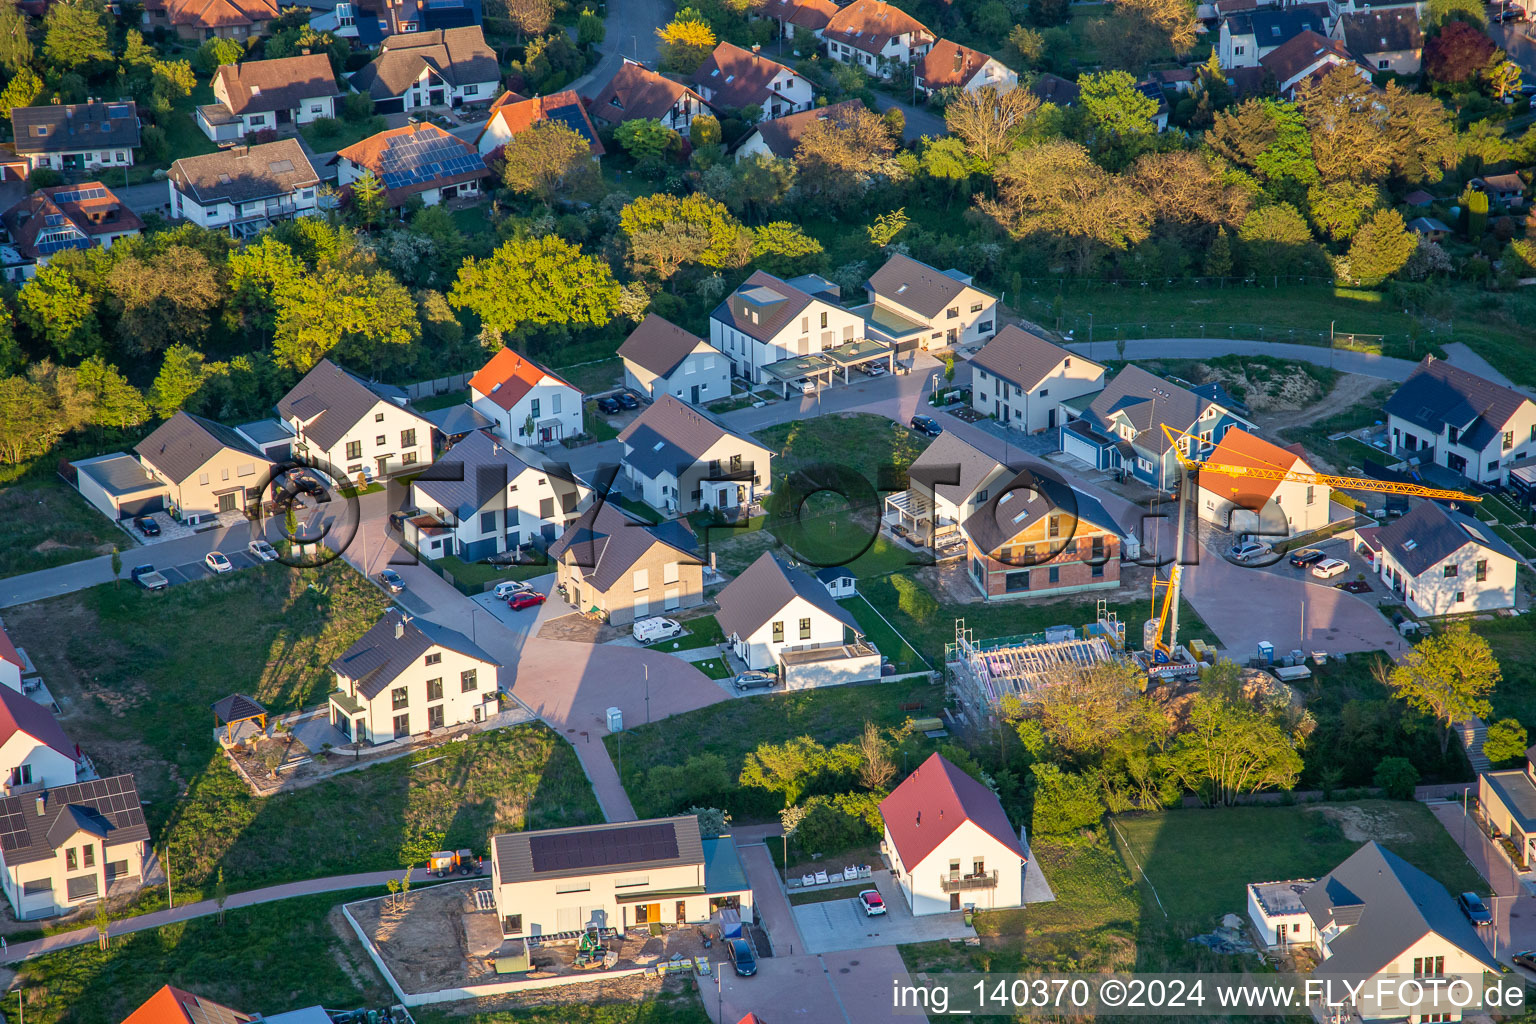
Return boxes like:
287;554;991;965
755;412;931;491
556;357;624;396
666;613;725;651
6;887;392;1024
839;594;929;673
0;479;125;579
434;553;553;586
411;388;469;412
414;998;710;1024
1477;615;1536;726
788;883;867;906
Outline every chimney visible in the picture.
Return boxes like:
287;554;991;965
752;43;761;59
35;792;45;816
915;811;921;826
953;48;963;73
232;145;250;159
395;618;405;639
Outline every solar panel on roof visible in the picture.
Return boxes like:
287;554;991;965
51;186;106;204
528;822;679;872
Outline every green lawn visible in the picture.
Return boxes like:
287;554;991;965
0;479;125;579
434;552;553;587
414;998;711;1024
1477;615;1536;727
7;887;392;1024
692;657;732;680
840;593;929;673
411;388;469;412
667;613;725;651
299;113;389;153
583;401;622;442
556;357;624;395
787;883;867;906
755;412;931;491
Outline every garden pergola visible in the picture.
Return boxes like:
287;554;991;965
211;693;268;743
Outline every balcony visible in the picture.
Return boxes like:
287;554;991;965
939;870;998;893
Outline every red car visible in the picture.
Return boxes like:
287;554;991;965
508;591;546;611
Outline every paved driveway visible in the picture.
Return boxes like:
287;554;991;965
792;870;976;955
1429;799;1536;965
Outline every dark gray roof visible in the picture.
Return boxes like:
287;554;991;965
710;270;820;345
0;774;148;866
740;99;864;159
617;394;767;481
701;835;751;895
716;551;861;641
1384;356;1531;453
422;403;495;438
617;314;712;380
234;418;295;446
134;411;272;485
349;26;498;100
547;500;697;592
330;609;499;701
1226;6;1324;44
1483;769;1536;833
211;693;267;724
73;453;166;497
1084;364;1237;456
11;101;140;155
1300;842;1499;979
414;429;579;520
169;138;319;206
815;565;854;583
970;325;1093;394
1374;500;1518;577
276;358;429;451
493;815;703;885
907;431;1008;507
1336;7;1421;55
961;469;1122;556
865;254;985;319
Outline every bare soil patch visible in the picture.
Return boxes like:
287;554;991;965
1311;804;1415;844
1256;373;1389;436
537;612;626;644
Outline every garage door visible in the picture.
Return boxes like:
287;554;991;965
374;97;405;114
119;494;165;519
1061;431;1101;469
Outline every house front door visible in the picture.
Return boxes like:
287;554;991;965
1048;408;1057;429
949;892;961;911
691;384;700;403
218;492;238;513
376;456;388;478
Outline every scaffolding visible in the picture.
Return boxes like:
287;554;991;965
945;601;1127;711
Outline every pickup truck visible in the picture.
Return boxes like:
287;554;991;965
130;564;169;591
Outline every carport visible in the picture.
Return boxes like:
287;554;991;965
824;338;895;382
851;302;929;354
761;354;836;399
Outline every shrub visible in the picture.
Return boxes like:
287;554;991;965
341;91;374;122
1372;756;1419;799
307;117;342;141
1483;718;1529;765
1030;763;1104;836
890;574;938;625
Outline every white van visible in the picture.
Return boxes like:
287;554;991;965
633;617;683;645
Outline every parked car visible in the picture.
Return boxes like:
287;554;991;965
1513;950;1536;972
858;890;886;917
1229;540;1269;561
790;377;817;395
1459;891;1493;925
494;580;533;600
596;395;622;415
247;539;278;562
130;564;169;591
730;938;757;977
204;551;233;574
1311;558;1349;579
860;362;886;377
1287;548;1325;568
910;415;942;437
633;616;683;644
377;569;405;593
616;392;640;410
132;516;161;537
509;591;547;611
734;671;776;692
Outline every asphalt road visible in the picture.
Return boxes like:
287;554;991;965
571;0;671;97
868;92;949;143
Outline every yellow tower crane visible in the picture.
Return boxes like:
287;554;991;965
1146;424;1481;659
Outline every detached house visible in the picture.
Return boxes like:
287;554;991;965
0;686;81;795
1384;355;1536;485
914;40;1017;97
169;139;321;235
140;0;278;40
1198;428;1331;539
709;270;866;385
475;89;604;158
1471;173;1526;209
884;430;1012;551
196;54;341;143
1480;746;1536;869
1218;7;1325;68
880;753;1027;916
348;26;500;113
327;0;483;48
135;411;275;523
590;59;711;138
337;123;487;208
617;395;774;516
1371;500;1518;616
690;42;814;120
1060;364;1254;490
1331;7;1423;73
122;987;255;1024
969;326;1105;434
548;502;704;625
753;0;839;42
823;0;935;74
1259;30;1371;97
618;314;730;405
0;775;148;920
961;470;1124;600
328;609;501;745
406;428;589;560
277;358;435;480
10;101;139;172
715;551;878;687
733;99;863;163
468;348;583;446
0;625;24;695
859;253;997;353
0;182;142;281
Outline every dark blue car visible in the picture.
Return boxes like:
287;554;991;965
730;938;757;977
910;415;942;437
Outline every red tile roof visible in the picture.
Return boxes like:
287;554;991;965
469;348;575;412
914;39;996;91
825;0;934;55
143;0;277;29
0;624;21;672
0;181;142;260
690;42;799;110
480;89;605;156
879;753;1025;869
338;123;486;206
1198;427;1311;504
756;0;838;29
591;60;707;124
120;985;255;1024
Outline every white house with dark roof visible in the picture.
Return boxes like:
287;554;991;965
884;431;1012;552
732;99;863;163
468;348;583;446
347;26;500;112
1218;6;1326;68
406;428;589;561
547;501;704;625
489;815;753;937
880;753;1027;916
1370;500;1518;616
1479;747;1536;871
617;395;774;516
135;411;275;523
1248;842;1498;1020
1385;355;1536;486
617;314;730;405
689;42;813;120
0;625;26;696
970;326;1105;434
715;551;878;686
327;609;501;745
0;775;148;919
168;139;321;236
709;271;866;386
1330;6;1422;73
276;358;435;480
197;54;340;143
858;254;997;353
9;101;140;171
823;0;935;73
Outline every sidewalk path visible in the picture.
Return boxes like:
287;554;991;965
1063;338;1419;381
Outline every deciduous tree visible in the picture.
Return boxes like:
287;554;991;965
1423;19;1496;82
228;236;305;334
1306;179;1381;241
502;0;554;40
1207;98;1319;204
449;235;620;336
656;9;716;73
0;0;32;74
614;118;679;161
273;260;419;372
500;120;602;204
620;192;750;282
108;243;224;353
1163;695;1303;805
0;66;40;118
1236;202;1325;275
795;104;898;209
1484;718;1529;764
1387;620;1499;755
740;736;829;807
749;221;823;275
1127;150;1254;243
943;84;1041;163
148;344;207;418
43;0;110;70
18;261;102;360
1029;763;1105;835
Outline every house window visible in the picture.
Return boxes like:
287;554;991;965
376;412;385;422
83;845;94;868
1039;388;1049;397
970;302;982;313
977;320;993;333
21;878;50;895
1048;515;1060;538
427;704;444;730
1306;486;1315;505
1444;564;1458;578
772;620;784;642
1413;956;1445;977
199;472;210;486
1378;59;1389;69
1455;591;1465;603
530;399;541;418
1005;570;1029;592
633;569;649;591
402;428;416;448
8;765;29;786
799;617;811;640
462;669;478;692
377;434;389;447
972;858;985;875
946;307;958;319
346;441;362;460
664;561;679;584
538;496;555;519
464;84;479;96
504;914;523;934
1476;559;1488;582
426;653;442;666
1048;566;1060;584
392;686;409;710
393;713;410;738
66;848;78;871
480;511;496;533
820;311;828;329
426;678;444;701
1091;562;1105;578
66;875;97;901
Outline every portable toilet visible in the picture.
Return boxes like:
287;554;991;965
1257;641;1274;665
606;706;623;731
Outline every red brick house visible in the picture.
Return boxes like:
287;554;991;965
959;471;1123;600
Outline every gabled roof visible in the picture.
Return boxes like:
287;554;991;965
0;624;23;673
331;609;498;701
547;500;699;592
11;101;140;155
1029;72;1080;106
468;348;576;413
479;89;604;156
337;123;487;206
170;138;319;207
348;26;499;99
709;270;820;344
1;182;142;261
1083;364;1236;455
1300;842;1499;979
617;394;768;480
142;0;276;28
914;39;1004;91
960;469;1122;556
277;358;431;452
0;774;148;865
1474;172;1525;194
969;325;1090;394
135;411;272;485
879;753;1025;868
0;684;75;761
755;0;838;29
715;551;861;641
591;60;708;124
1197;428;1313;504
120;985;255;1024
691;42;800;110
414;429;580;519
1384;355;1533;453
493;815;703;885
866;253;984;319
1408;216;1450;234
740;99;864;159
1335;7;1422;55
907;430;1008;507
617;313;715;380
1374;499;1518;578
1224;5;1324;43
824;0;934;55
1259;29;1361;87
212;55;339;116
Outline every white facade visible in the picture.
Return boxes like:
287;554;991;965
1219;20;1260;67
1;823;145;920
287;397;434;480
169;178;320;231
1246;881;1320;950
623;345;731;405
387;65;499;112
1389;411;1536;487
307;0;358;38
1201;475;1330;538
624;431;774;516
408;450;590;560
470;380;583;447
884;818;1024;917
1379;538;1517;617
0;732;75;795
25;148;133;172
971;358;1103;434
867;282;996;352
197;96;336;142
710;297;866;385
329;637;498;745
731;594;852;671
